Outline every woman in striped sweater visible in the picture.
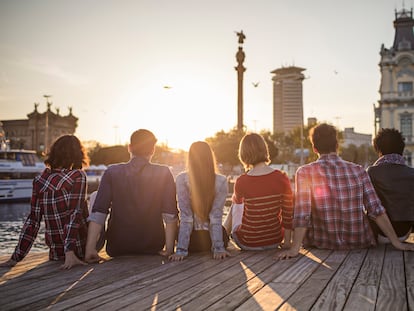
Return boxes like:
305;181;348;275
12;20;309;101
224;133;293;250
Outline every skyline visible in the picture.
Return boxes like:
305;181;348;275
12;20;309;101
0;0;409;150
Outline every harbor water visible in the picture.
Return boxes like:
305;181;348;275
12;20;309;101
0;202;47;255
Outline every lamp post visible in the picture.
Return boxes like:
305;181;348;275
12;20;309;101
43;94;52;153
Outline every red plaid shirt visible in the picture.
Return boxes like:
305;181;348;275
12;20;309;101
294;154;385;250
12;168;89;262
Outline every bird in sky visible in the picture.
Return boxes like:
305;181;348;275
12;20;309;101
163;85;172;89
252;82;260;87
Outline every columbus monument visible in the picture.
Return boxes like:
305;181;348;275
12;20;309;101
235;30;246;131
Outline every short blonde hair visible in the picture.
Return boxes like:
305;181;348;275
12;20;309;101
238;133;270;170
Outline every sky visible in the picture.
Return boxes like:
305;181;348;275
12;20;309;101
0;0;410;150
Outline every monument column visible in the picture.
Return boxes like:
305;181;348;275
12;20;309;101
235;31;246;131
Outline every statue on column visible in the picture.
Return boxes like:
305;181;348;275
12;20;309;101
236;30;246;45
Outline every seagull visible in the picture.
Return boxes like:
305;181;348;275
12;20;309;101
163;85;172;89
252;82;260;87
334;70;338;75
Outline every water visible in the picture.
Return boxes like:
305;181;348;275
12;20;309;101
0;202;47;255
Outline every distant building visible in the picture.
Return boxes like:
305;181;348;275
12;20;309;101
307;117;317;128
1;101;78;152
342;127;372;148
271;66;306;134
375;8;414;166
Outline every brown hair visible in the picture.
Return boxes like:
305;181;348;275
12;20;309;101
129;129;157;157
309;123;338;154
238;133;270;170
44;135;89;169
187;141;217;222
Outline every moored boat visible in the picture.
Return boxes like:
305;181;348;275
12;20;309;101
0;148;46;202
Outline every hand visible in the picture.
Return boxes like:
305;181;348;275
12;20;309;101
168;253;185;261
274;248;299;261
84;249;102;264
0;258;17;268
392;241;414;251
280;241;292;249
213;251;231;260
159;249;173;257
60;251;87;270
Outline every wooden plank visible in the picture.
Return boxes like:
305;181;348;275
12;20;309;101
309;248;367;310
279;250;350;311
405;250;414;311
342;244;386;311
375;245;408;311
50;252;218;311
205;248;313;311
235;248;332;311
155;250;277;310
100;250;255;310
1;255;165;310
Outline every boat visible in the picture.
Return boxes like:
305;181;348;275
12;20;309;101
0;148;46;202
85;164;107;193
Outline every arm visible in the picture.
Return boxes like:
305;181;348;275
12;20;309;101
275;168;310;259
11;179;43;262
374;213;414;251
274;227;307;259
163;217;178;256
84;221;104;263
169;173;192;261
281;174;294;248
209;176;229;259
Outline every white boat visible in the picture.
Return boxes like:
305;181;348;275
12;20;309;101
0;149;46;202
85;164;107;193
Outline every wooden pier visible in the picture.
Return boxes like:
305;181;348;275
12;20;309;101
1;235;413;310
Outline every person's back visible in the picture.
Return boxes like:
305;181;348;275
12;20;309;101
94;157;176;255
367;128;414;238
1;135;90;269
296;154;380;249
86;129;178;260
225;133;293;251
233;169;292;248
275;123;414;260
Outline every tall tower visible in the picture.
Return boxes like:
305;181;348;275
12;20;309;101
375;8;414;166
235;31;246;131
271;66;306;133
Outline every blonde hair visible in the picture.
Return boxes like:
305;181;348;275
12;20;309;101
187;141;217;221
238;133;270;170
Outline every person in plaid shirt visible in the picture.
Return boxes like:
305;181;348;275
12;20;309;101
0;135;90;269
275;123;414;260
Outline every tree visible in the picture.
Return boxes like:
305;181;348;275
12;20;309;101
206;127;246;166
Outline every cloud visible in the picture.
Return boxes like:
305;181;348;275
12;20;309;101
11;58;90;86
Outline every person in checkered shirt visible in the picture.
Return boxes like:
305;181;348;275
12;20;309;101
275;123;414;260
0;135;90;269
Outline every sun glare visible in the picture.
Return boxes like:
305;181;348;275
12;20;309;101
115;74;233;151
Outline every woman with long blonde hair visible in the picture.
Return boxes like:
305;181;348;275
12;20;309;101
169;141;229;261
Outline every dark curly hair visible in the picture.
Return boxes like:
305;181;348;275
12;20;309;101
373;128;405;155
44;135;89;169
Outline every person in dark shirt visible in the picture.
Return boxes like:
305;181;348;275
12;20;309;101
367;128;414;242
85;129;178;261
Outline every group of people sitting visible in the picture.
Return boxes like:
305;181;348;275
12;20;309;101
1;123;413;269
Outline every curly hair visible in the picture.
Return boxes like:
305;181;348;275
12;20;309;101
44;135;89;169
373;128;405;155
